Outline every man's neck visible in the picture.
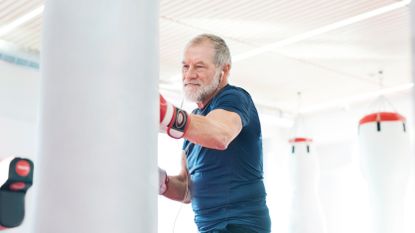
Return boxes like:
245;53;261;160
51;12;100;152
197;82;228;109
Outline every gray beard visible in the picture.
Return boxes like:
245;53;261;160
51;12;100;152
183;71;221;103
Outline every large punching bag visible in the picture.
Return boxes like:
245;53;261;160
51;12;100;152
358;111;411;233
288;137;326;233
34;1;158;233
0;157;33;230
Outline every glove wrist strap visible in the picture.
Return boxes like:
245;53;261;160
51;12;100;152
167;107;190;139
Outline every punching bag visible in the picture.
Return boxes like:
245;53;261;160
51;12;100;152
34;1;158;233
0;157;33;230
358;111;411;233
288;137;326;233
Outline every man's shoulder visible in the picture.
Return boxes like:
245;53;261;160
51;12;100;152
209;84;255;113
217;84;251;99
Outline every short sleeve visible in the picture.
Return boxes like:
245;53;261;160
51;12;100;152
212;88;251;127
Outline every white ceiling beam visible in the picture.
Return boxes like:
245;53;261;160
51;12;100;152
0;5;44;38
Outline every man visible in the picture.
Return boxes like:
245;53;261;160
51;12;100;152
159;34;271;233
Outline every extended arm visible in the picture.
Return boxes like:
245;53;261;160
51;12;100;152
185;109;242;150
160;95;242;150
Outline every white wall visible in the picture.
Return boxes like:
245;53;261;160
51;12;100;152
0;60;39;232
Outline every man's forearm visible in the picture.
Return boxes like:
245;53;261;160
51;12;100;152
163;175;190;203
185;110;242;150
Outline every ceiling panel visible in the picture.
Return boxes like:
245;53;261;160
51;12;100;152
161;0;398;44
2;14;42;52
0;0;412;116
0;0;42;24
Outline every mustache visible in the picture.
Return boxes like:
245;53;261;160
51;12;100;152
183;82;201;86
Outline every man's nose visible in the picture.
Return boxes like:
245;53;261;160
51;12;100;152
183;67;197;80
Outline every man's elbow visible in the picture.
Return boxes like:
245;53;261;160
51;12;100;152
213;135;233;150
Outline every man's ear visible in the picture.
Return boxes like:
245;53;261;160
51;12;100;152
222;64;231;77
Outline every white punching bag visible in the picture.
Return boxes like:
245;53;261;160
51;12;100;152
34;1;158;233
288;137;326;233
358;112;411;233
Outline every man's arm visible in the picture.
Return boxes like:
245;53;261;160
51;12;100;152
161;151;191;203
160;94;243;150
185;109;242;150
160;95;242;150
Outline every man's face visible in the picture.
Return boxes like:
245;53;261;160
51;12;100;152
182;41;221;103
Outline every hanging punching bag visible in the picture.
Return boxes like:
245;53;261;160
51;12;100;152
288;137;326;233
0;157;33;230
34;1;158;232
358;111;411;233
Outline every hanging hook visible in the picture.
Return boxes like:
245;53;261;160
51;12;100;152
292;91;305;138
378;70;384;90
369;69;398;113
296;91;302;116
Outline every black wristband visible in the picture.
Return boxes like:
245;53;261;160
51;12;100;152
171;107;188;133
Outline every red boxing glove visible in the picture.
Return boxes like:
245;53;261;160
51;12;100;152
160;94;190;139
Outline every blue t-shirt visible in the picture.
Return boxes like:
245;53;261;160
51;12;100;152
183;84;271;233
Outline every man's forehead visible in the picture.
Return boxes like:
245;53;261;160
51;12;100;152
187;39;214;49
183;42;215;62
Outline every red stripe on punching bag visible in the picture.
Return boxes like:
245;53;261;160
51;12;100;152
289;138;313;143
359;112;406;125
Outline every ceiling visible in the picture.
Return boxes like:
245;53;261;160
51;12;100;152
0;0;413;116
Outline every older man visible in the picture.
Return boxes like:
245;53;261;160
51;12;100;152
159;34;271;233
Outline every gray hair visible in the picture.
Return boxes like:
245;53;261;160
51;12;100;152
186;34;232;68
